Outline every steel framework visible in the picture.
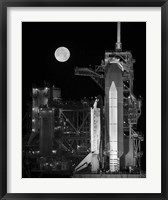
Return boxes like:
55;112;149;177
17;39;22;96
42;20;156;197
75;48;144;171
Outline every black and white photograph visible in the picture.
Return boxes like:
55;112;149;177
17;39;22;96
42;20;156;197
22;22;146;178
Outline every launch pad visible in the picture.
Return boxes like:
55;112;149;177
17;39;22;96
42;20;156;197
73;173;146;178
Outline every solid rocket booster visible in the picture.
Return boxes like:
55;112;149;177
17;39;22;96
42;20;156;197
109;81;119;172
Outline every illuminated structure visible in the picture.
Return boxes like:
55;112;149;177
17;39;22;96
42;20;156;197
24;87;92;177
75;22;144;174
39;108;54;156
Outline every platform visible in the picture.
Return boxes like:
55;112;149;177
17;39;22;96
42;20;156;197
73;173;146;178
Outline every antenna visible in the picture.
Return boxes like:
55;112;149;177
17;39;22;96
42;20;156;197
115;22;122;51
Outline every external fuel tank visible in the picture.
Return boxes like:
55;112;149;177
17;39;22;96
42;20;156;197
105;63;123;172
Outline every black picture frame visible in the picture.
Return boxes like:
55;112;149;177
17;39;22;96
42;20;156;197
0;0;167;199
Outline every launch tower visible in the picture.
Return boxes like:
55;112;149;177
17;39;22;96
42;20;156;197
75;22;144;173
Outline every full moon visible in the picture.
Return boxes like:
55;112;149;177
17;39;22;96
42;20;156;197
54;46;70;62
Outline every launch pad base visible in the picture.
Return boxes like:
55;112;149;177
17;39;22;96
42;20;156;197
73;173;146;178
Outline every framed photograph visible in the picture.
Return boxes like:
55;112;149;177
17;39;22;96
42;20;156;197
0;0;167;199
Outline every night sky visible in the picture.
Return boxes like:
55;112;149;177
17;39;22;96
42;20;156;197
22;22;146;170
